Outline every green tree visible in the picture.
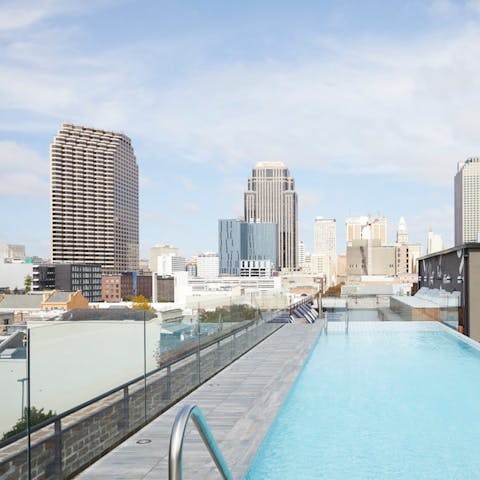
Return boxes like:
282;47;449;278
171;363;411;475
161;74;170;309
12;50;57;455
2;407;56;440
199;304;258;323
24;275;32;293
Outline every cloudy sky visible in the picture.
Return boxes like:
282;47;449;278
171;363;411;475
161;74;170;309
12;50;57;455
1;0;479;258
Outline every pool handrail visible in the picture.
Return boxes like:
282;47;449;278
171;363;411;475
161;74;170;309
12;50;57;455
169;404;233;480
345;299;349;333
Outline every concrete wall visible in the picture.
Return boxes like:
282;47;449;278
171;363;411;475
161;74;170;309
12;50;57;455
0;264;33;291
371;246;396;276
468;251;480;341
0;321;161;435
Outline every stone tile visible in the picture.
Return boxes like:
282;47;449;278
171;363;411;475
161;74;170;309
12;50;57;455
77;323;322;480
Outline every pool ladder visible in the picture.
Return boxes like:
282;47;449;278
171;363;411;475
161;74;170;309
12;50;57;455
323;311;348;334
169;404;233;480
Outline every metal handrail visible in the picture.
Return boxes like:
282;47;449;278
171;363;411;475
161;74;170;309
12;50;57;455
345;300;349;334
0;316;269;449
169;404;233;480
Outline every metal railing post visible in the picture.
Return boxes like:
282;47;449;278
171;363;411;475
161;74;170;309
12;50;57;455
169;404;233;480
122;386;129;430
166;365;171;400
26;328;32;480
196;349;201;384
53;418;62;477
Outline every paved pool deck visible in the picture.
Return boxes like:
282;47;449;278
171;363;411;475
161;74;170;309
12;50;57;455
77;322;323;480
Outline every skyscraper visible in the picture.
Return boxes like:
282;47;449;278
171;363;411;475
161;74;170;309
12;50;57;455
312;217;337;286
314;218;337;256
455;157;480;244
396;217;409;244
394;217;422;274
346;215;387;246
244;162;298;270
297;240;306;268
51;124;139;273
427;228;444;254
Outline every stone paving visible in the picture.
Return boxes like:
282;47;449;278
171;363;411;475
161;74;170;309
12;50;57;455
77;322;323;480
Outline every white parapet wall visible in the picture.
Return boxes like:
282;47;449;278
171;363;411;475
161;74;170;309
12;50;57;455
0;263;33;290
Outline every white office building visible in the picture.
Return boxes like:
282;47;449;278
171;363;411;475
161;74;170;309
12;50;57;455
346;216;387;246
455;157;480;244
427;228;444;254
312;218;337;286
297;241;306;268
197;253;219;278
149;245;179;273
1;244;26;263
156;254;186;276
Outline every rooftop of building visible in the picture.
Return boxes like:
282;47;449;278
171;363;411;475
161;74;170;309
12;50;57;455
44;291;72;303
418;242;480;260
254;161;287;168
0;294;43;310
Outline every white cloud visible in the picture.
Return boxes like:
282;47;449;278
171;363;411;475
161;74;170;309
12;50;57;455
0;142;48;197
0;1;114;32
1;8;480;189
181;202;201;214
409;206;454;248
428;0;459;17
180;177;194;192
466;0;480;13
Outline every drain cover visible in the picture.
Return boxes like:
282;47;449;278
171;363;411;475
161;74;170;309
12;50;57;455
136;439;152;444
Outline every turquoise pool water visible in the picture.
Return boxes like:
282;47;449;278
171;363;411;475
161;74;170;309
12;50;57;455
245;322;480;479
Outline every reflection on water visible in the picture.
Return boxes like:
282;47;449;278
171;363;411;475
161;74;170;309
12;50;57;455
326;308;380;322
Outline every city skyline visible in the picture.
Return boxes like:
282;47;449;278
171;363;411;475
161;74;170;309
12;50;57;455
2;0;479;257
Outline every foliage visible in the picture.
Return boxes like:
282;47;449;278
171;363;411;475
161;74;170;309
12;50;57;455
323;282;345;297
24;275;32;293
2;407;56;440
131;295;153;311
199;304;258;323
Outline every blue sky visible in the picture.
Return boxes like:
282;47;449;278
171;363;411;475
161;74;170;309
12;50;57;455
1;0;480;258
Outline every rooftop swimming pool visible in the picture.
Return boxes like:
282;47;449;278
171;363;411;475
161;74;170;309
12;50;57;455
245;322;480;479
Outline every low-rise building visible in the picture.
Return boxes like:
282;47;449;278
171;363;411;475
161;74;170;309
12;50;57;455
240;259;273;277
102;273;154;302
33;264;101;302
157;277;175;302
197;253;219;278
41;291;89;311
0;290;88;313
347;240;396;278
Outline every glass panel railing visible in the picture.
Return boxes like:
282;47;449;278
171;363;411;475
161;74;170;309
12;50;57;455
322;293;461;334
0;290;288;479
28;314;146;480
0;326;28;480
